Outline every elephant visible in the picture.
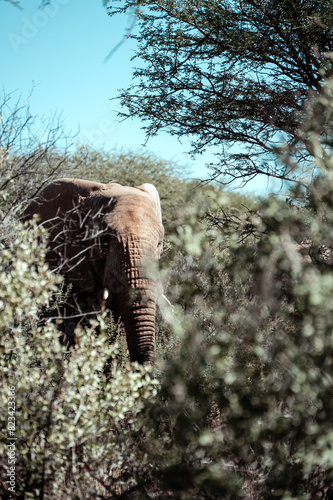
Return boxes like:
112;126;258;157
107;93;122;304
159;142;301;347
21;178;165;364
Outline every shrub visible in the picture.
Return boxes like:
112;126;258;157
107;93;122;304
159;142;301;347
0;221;157;499
141;174;333;498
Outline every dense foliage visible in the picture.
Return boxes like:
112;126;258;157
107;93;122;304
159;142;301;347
148;188;333;498
105;0;333;186
4;157;333;497
2;48;333;500
0;221;157;499
142;78;333;498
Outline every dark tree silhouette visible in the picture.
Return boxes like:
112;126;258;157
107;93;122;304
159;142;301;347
106;0;333;186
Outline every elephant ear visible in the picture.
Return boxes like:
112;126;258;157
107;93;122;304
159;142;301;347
21;178;106;293
134;183;163;222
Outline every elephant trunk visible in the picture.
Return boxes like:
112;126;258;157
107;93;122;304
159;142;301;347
121;299;156;364
120;271;158;364
105;237;159;364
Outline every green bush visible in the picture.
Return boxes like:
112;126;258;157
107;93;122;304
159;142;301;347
0;221;157;499
139;175;333;498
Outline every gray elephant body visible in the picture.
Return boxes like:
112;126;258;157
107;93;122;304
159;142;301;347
22;178;164;364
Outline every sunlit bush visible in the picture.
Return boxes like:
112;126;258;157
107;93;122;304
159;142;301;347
0;221;157;499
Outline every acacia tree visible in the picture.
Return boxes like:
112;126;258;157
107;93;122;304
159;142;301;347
105;0;333;187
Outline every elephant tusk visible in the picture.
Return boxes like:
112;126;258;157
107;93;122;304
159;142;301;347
161;294;172;308
101;288;110;313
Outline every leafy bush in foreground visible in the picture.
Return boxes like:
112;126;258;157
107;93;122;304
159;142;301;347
143;171;333;499
0;221;157;499
134;76;333;500
4;178;333;499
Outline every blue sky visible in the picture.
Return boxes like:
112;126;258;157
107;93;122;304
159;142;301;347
0;0;268;192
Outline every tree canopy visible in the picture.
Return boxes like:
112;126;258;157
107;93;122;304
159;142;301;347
106;0;333;187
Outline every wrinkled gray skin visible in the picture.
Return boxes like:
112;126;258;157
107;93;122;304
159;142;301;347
22;178;164;364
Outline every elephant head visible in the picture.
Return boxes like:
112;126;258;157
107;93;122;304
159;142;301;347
21;178;164;364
